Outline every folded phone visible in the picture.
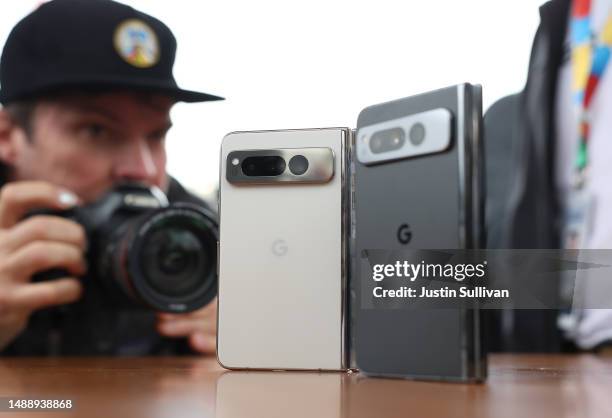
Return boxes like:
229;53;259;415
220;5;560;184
217;128;352;371
351;84;487;381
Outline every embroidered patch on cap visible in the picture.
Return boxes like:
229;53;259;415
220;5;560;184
114;19;160;68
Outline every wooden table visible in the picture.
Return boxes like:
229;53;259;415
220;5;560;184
0;355;610;418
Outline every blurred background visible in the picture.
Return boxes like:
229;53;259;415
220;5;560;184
1;0;548;199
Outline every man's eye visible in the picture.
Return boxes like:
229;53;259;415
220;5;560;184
148;128;169;142
84;124;108;138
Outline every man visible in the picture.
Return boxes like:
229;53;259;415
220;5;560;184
486;0;612;352
0;0;222;355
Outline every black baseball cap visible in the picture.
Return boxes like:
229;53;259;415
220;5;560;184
0;0;224;104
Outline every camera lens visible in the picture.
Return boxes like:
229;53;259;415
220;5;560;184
140;226;210;297
369;127;405;154
98;204;218;312
288;155;309;175
409;123;426;146
135;207;217;306
242;156;286;176
370;137;382;153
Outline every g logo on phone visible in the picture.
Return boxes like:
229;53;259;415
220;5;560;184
271;239;288;256
397;224;412;245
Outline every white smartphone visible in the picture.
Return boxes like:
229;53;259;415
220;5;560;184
217;128;351;371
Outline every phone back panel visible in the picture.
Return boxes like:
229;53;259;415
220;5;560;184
218;128;349;370
352;84;485;380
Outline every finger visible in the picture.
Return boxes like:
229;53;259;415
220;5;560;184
2;216;86;254
189;332;216;355
4;241;86;281
6;278;82;311
0;182;79;229
156;309;216;321
157;316;217;337
157;298;217;320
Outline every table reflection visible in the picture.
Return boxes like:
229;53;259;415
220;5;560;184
216;371;344;418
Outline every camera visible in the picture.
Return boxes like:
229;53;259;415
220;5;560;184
367;123;426;154
241;155;287;176
369;127;406;154
357;108;452;165
239;154;311;177
288;155;309;175
408;122;426;146
32;183;218;313
226;147;332;184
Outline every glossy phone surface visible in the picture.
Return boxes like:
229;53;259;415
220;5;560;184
352;84;486;381
218;128;351;371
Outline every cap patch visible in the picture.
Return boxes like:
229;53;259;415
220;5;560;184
114;19;160;68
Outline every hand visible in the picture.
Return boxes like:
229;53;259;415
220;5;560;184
0;181;87;350
156;298;218;355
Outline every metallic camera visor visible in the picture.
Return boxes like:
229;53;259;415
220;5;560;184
357;108;452;165
226;147;335;184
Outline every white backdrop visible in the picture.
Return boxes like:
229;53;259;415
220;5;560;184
1;0;548;198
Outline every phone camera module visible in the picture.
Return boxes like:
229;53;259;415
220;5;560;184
369;127;405;154
288;155;309;175
409;123;426;146
241;156;286;177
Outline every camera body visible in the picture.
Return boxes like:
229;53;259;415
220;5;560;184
34;183;218;313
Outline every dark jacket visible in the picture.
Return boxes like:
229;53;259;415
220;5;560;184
1;174;215;356
485;0;571;352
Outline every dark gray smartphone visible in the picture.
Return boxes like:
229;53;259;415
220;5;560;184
351;84;486;381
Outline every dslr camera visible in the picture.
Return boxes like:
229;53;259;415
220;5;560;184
34;183;218;313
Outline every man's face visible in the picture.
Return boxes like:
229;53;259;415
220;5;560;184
6;92;174;202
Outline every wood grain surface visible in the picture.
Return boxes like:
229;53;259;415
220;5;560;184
0;355;610;418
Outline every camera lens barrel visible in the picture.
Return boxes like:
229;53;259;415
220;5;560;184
97;203;218;313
